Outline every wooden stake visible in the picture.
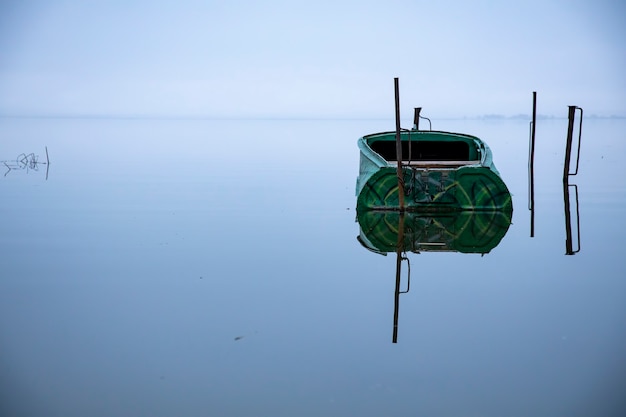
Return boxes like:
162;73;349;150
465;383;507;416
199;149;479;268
529;92;536;237
563;106;577;181
394;78;405;211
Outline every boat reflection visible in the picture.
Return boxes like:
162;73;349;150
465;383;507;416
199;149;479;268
357;210;512;255
356;210;512;343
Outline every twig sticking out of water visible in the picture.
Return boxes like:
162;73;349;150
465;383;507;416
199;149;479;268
1;148;50;178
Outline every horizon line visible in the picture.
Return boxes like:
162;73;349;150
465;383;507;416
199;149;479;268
1;112;625;121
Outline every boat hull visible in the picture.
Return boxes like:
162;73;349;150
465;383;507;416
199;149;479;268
355;130;513;213
356;165;513;212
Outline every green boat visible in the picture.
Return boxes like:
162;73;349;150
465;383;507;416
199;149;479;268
355;122;513;213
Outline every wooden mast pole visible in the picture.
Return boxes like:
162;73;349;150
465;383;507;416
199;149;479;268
394;78;405;211
393;78;405;342
529;92;536;237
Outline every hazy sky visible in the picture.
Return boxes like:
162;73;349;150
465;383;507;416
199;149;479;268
0;0;624;118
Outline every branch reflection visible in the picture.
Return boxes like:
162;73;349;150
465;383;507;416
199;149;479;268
2;147;50;179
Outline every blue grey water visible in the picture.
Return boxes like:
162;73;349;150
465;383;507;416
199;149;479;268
1;116;625;416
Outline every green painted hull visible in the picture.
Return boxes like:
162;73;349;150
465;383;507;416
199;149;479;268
357;210;512;254
356;130;513;213
357;165;513;212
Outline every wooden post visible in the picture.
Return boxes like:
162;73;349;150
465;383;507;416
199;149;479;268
394;78;405;211
563;106;577;181
529;92;536;237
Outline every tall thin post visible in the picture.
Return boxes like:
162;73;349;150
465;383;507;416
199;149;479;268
394;78;405;211
392;77;404;343
529;92;536;237
563;106;577;181
563;105;582;255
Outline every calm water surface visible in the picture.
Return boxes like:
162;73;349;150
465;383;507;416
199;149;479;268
1;117;625;416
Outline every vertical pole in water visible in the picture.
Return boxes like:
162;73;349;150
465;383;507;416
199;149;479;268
563;106;577;253
563;105;582;255
529;92;537;237
394;78;405;211
393;78;405;341
563;106;577;181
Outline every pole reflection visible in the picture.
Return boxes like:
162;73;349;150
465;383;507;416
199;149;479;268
563;179;581;255
356;210;512;343
527;103;583;255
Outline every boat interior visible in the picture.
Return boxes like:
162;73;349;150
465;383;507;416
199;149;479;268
368;138;481;167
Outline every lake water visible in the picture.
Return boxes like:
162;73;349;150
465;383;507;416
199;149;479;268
1;116;625;416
